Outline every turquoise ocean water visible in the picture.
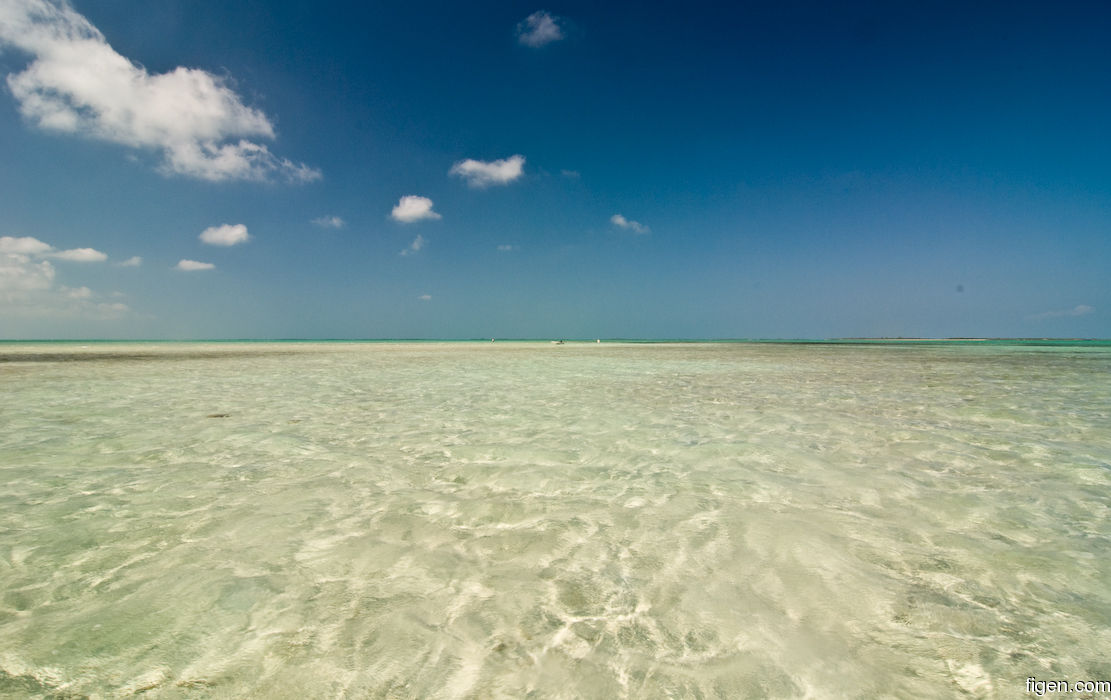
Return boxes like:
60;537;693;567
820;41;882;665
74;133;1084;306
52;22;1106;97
1;341;1109;698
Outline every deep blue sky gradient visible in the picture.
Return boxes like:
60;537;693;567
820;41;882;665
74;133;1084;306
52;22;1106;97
1;0;1108;338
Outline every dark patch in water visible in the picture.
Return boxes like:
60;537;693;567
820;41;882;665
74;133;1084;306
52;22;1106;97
0;668;59;695
0;350;297;364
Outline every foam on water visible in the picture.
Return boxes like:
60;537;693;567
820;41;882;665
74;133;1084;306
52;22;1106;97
1;342;1109;697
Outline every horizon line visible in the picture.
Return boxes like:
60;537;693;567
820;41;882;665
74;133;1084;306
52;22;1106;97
1;337;1108;344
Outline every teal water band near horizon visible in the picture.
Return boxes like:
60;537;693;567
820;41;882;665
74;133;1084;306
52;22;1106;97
2;337;1110;347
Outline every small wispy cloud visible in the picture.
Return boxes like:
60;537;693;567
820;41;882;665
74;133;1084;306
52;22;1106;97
312;215;345;229
391;196;442;223
64;285;92;299
0;0;318;183
560;169;580;179
418;294;432;301
516;11;565;48
116;256;142;267
450;155;525;188
497;244;518;252
1028;304;1094;320
175;259;215;271
200;224;250;246
610;214;649;234
49;247;108;262
400;234;426;257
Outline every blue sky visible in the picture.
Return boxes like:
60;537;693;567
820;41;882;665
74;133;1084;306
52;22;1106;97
1;0;1108;339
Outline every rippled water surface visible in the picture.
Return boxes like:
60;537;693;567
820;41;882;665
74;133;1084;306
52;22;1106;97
1;341;1109;698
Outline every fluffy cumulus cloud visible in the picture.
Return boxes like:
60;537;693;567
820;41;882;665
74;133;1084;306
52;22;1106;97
176;259;215;271
199;223;250;246
417;294;431;301
0;236;52;254
312;215;345;229
390;195;441;223
1029;304;1094;320
116;256;142;267
400;234;425;257
516;11;565;48
0;0;319;183
450;155;525;188
0;249;54;299
610;214;649;234
0;235;126;318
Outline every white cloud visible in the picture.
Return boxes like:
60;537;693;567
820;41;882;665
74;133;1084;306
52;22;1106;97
0;235;52;254
50;247;107;261
561;169;580;179
161;140;320;183
96;302;128;315
390;195;441;223
450;155;525;188
497;244;518;252
0;252;54;298
516;11;565;48
312;215;345;229
116;256;142;267
400;234;425;257
1;235;107;261
0;0;319;183
418;294;431;301
176;259;214;271
0;236;126;318
199;223;250;246
610;213;649;234
1029;305;1094;320
64;285;91;299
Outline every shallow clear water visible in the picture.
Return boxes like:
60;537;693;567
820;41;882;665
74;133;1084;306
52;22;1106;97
1;342;1109;698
